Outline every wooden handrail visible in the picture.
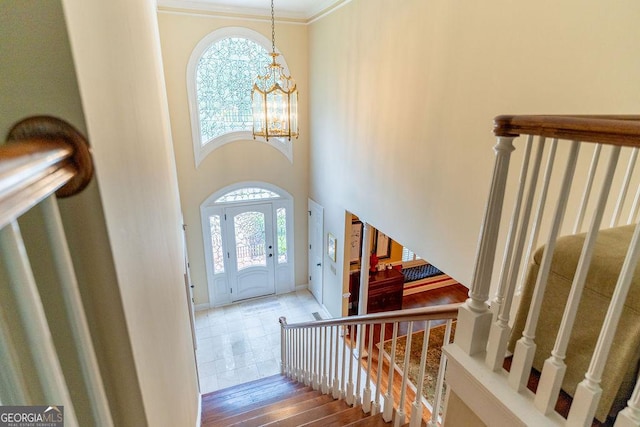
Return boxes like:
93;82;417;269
0;116;93;229
279;302;462;329
494;115;640;147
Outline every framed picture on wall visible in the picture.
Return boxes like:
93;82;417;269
374;230;391;259
327;233;337;262
350;220;363;264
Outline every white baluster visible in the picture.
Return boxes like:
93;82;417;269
486;136;545;371
568;222;640;425
509;140;581;392
333;325;341;399
363;323;375;413
0;221;78;427
312;328;319;390
355;324;364;406
383;322;399;422
321;326;329;393
0;303;31;403
536;145;620;414
627;182;640;225
346;324;355;405
410;321;431;427
514;139;558;300
327;326;334;394
40;196;114;425
305;328;311;386
574;144;602;233
456;136;516;356
340;325;348;400
428;320;453;427
372;323;386;415
611;147;638;227
615;372;640;427
395;322;414;427
491;135;533;318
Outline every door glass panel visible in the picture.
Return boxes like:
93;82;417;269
234;211;266;271
209;215;224;274
276;207;287;264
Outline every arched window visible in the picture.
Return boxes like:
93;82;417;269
187;27;293;166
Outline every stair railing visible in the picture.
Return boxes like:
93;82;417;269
451;115;640;426
280;302;462;427
0;117;112;426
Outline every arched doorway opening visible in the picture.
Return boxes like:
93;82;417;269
200;182;294;306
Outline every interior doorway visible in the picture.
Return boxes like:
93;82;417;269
308;199;324;304
201;183;294;307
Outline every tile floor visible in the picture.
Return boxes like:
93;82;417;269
194;289;329;394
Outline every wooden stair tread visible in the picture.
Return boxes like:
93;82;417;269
344;412;391;426
202;380;306;411
224;393;335;427
202;390;319;425
260;399;351;427
299;404;369;427
202;374;298;403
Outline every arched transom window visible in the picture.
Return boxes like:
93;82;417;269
187;27;294;166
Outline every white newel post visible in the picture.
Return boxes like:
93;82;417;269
455;135;515;355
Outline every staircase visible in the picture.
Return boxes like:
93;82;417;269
201;374;419;426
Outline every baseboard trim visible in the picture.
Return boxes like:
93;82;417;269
195;393;202;427
295;283;308;292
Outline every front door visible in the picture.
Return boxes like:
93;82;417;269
225;203;276;301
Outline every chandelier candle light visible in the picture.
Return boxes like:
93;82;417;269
252;0;299;141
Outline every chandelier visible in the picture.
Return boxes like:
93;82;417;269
252;0;299;141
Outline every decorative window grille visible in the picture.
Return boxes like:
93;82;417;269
187;28;294;165
197;37;271;143
209;215;224;274
214;187;280;203
277;207;287;263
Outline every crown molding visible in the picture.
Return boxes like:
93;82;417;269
157;0;347;23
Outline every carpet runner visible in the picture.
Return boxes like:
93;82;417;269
402;264;443;282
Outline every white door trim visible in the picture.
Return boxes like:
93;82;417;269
308;199;324;304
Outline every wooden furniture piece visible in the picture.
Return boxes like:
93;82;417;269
348;269;404;315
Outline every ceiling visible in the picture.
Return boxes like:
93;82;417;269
157;0;345;21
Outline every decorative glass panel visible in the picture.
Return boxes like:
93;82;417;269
209;215;224;274
276;207;287;263
234;211;266;271
215;187;280;203
197;37;271;143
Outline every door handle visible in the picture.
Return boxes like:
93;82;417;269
268;245;273;249
269;254;273;257
317;263;321;266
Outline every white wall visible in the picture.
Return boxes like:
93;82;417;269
157;11;309;307
309;0;640;317
62;0;199;425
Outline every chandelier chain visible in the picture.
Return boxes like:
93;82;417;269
271;0;276;54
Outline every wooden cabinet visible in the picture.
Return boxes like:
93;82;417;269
348;269;404;315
